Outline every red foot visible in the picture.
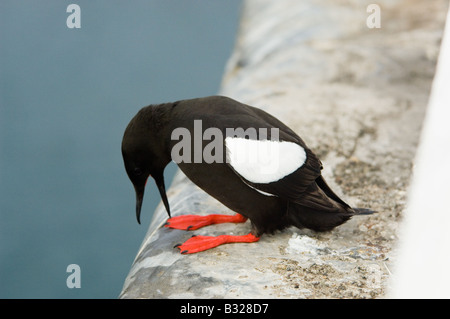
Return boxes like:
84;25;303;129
164;213;247;231
174;233;260;254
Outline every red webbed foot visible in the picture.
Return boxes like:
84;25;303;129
174;233;260;254
164;213;247;231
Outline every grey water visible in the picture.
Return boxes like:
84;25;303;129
0;0;241;298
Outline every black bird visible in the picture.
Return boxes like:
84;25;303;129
122;96;374;254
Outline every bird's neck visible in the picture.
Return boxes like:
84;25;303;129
140;102;176;165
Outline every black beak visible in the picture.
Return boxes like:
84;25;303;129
134;172;171;225
134;185;145;224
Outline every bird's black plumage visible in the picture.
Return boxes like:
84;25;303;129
122;96;373;240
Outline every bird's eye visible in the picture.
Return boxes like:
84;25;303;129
134;167;143;176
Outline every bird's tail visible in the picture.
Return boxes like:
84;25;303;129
287;176;376;232
287;206;375;233
353;208;377;215
287;205;353;232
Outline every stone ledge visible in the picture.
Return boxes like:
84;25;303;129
120;0;448;299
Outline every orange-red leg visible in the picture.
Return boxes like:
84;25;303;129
174;233;260;254
164;213;247;231
164;213;259;254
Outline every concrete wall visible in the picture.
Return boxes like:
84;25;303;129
390;6;450;299
120;0;449;298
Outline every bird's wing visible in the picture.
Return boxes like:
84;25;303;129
220;104;323;202
225;133;322;201
184;97;324;203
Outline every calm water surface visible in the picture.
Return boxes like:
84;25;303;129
0;0;241;298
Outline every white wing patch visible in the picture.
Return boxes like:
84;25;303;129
241;178;277;197
225;137;307;184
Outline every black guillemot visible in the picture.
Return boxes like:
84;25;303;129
121;96;374;254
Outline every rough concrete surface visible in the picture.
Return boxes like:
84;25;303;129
120;0;449;298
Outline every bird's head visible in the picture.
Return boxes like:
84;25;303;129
121;106;172;224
